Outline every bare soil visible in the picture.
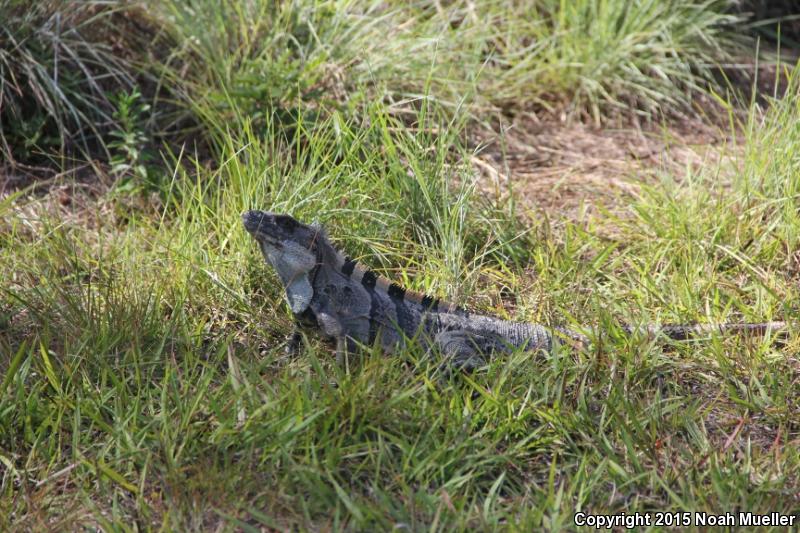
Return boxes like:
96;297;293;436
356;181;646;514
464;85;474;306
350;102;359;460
472;113;733;220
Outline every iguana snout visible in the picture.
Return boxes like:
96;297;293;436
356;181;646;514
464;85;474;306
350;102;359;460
242;210;304;245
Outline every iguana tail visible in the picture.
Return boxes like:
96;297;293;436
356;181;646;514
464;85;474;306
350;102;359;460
555;321;788;346
633;321;788;341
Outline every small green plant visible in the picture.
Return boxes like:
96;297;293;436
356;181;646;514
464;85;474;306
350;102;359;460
108;89;155;193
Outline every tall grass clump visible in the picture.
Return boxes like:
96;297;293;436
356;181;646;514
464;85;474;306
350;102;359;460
161;98;518;309
0;0;756;167
562;62;800;329
737;60;800;253
151;0;494;146
531;0;747;121
152;0;751;150
0;0;155;164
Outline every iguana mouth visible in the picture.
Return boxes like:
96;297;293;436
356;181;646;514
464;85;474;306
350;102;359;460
241;210;271;235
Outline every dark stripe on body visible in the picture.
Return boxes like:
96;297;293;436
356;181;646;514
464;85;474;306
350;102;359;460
421;295;439;311
388;282;418;339
334;245;465;315
341;257;357;277
367;286;379;345
362;270;377;289
388;283;406;300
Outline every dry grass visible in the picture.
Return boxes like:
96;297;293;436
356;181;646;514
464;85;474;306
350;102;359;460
472;114;735;221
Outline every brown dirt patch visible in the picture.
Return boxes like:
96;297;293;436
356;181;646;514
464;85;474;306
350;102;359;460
472;113;733;221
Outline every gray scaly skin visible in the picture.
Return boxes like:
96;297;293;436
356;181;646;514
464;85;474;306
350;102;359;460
242;210;787;370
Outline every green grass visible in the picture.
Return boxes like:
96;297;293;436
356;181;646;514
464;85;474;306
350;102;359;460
3;81;800;528
2;1;800;530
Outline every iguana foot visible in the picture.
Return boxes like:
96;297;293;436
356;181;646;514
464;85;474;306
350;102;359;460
285;329;303;356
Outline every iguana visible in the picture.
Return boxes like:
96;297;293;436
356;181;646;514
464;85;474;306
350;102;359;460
242;210;787;370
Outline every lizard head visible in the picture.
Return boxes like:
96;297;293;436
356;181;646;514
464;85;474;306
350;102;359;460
242;210;321;314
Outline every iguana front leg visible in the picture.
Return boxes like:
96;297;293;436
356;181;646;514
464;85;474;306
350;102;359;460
315;308;357;370
286;323;355;370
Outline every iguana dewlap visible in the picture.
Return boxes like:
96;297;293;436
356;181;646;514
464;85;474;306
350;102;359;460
242;210;786;370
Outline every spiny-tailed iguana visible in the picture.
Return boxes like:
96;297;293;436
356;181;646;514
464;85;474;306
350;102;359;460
242;210;787;370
